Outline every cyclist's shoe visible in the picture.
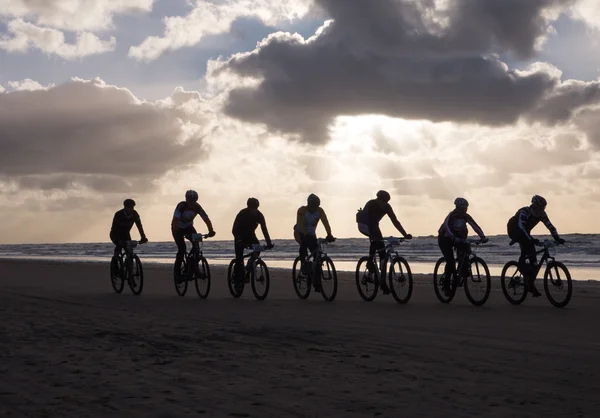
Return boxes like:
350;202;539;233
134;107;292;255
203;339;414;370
529;285;542;297
366;260;376;274
441;275;451;296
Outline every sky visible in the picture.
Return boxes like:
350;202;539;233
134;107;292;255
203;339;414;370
1;0;600;244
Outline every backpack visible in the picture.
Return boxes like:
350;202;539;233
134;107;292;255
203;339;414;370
356;207;365;223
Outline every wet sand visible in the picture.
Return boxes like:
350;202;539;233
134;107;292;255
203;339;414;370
1;259;599;417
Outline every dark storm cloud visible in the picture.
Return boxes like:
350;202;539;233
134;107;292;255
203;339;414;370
218;0;586;143
0;79;205;192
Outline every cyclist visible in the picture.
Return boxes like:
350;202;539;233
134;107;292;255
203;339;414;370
293;194;335;290
356;190;412;293
110;198;148;256
438;197;488;295
171;190;215;282
507;195;565;297
232;198;274;290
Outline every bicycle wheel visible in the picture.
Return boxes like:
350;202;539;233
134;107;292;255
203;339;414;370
128;254;144;296
355;256;379;301
292;256;311;299
110;255;125;294
227;259;243;298
544;261;572;308
174;259;188;296
388;256;413;304
251;259;270;300
319;256;338;302
500;261;527;305
433;257;455;303
464;256;490;306
194;256;211;299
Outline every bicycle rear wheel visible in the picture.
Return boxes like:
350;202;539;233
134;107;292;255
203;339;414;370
544;261;572;308
128;254;144;296
355;256;379;301
319;256;338;302
292;256;311;299
464;256;490;306
388;256;413;304
227;259;243;298
110;255;125;294
174;259;188;296
251;259;270;300
433;257;454;303
194;256;211;299
500;261;527;305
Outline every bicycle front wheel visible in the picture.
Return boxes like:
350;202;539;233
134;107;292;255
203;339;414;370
544;261;572;308
464;256;490;306
500;261;527;305
194;256;211;299
227;259;243;298
128;254;144;296
355;256;378;301
110;255;125;294
319;256;338;302
433;257;454;303
388;256;413;304
251;259;270;300
292;256;311;299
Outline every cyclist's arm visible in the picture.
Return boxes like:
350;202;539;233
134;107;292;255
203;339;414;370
296;207;307;235
134;214;147;240
466;215;486;240
441;213;455;240
517;208;534;241
319;208;332;236
258;212;272;245
197;205;214;233
172;203;183;231
387;207;408;237
541;214;560;239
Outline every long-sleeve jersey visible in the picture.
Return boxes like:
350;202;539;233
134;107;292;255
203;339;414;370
294;206;332;236
111;209;145;237
438;210;485;241
232;208;272;243
507;206;558;241
171;201;209;230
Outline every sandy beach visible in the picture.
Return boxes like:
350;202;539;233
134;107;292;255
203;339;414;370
1;259;600;417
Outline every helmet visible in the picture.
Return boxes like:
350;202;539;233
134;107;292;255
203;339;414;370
185;190;198;202
376;190;391;202
307;193;320;206
123;198;136;208
454;197;469;208
531;195;547;208
247;197;259;209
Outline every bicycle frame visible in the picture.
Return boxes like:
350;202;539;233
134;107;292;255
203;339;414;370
242;243;267;271
454;240;481;285
371;237;405;274
526;241;555;279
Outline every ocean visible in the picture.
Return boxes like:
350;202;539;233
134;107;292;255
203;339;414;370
0;234;598;280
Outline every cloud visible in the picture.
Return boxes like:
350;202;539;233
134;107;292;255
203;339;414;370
0;85;4;93
7;78;55;91
1;0;153;31
570;0;600;30
129;0;314;61
0;78;210;195
0;19;116;59
212;0;600;143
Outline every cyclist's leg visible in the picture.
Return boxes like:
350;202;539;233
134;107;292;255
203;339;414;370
234;237;246;283
438;236;455;293
519;240;540;296
370;227;387;289
294;231;309;274
172;227;189;279
304;234;319;288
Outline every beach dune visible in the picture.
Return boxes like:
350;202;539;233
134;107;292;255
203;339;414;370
1;260;599;417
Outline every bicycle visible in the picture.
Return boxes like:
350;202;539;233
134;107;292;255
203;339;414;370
433;239;491;306
500;239;572;308
173;233;211;298
227;244;271;300
355;237;413;304
292;238;338;302
110;240;145;295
